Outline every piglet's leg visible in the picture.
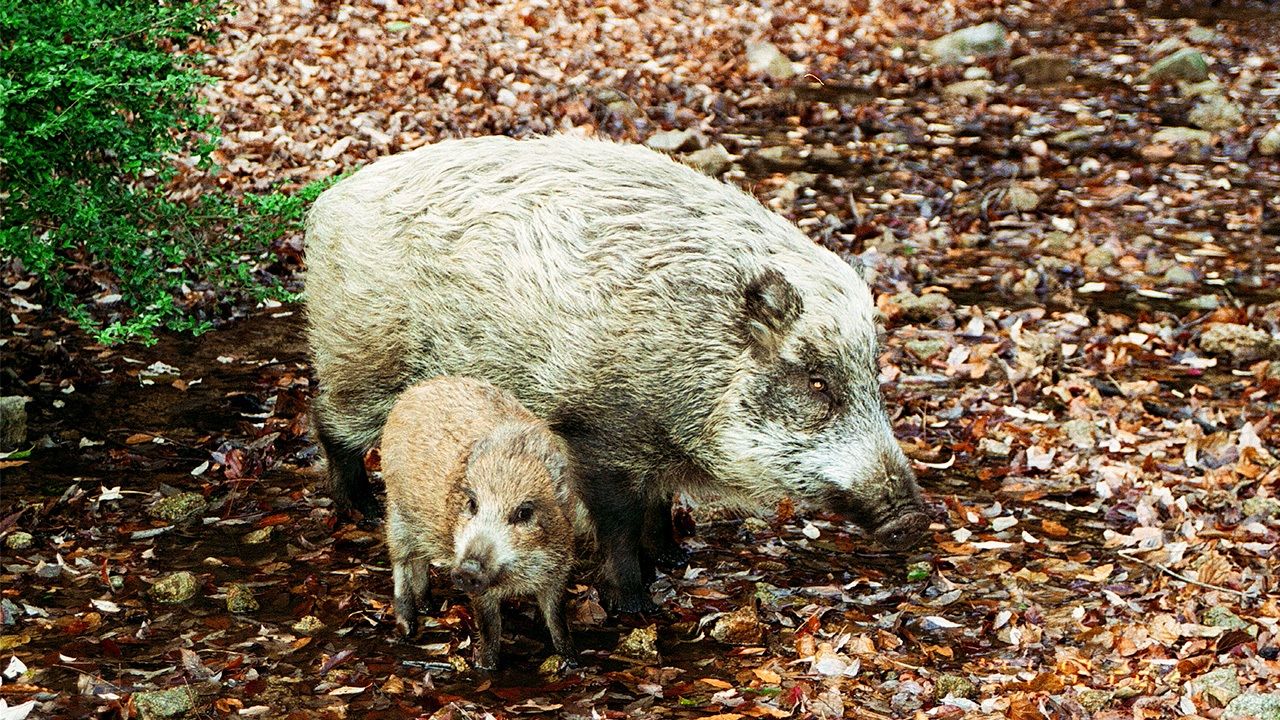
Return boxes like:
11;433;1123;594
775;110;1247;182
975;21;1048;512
410;556;431;608
471;593;503;672
392;561;420;637
538;583;577;666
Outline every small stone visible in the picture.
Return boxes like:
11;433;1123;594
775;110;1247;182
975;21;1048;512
682;144;733;175
1003;184;1041;211
1140;48;1210;84
1188;667;1241;707
1084;246;1115;269
0;397;27;453
1186;26;1225;45
1200;323;1276;363
745;40;798;80
225;584;259;614
711;605;763;645
1223;693;1280;720
645;129;704;153
1010;53;1073;84
4;532;33;551
243;527;273;545
1188;95;1244;132
1052;127;1105;146
934;673;977;700
1151;126;1214;147
925;22;1009;64
906;338;948;360
134;686;197;719
292;615;325;635
1180;79;1222;99
1243;496;1280;518
1258;125;1280;156
148;492;208;524
1077;689;1113;712
149;572;199;605
614;625;660;664
1040;231;1076;253
741;516;770;534
1061;420;1098;449
893;291;954;321
963;66;992;80
942;79;994;101
495;88;518;107
1202;606;1252;632
537;654;565;675
1181;294;1221;311
979;437;1011;458
1163;265;1196;285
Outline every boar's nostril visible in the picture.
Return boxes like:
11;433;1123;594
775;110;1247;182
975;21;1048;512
873;512;930;551
452;559;488;592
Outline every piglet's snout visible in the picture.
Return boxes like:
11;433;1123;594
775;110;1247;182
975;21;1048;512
873;511;930;551
452;558;491;593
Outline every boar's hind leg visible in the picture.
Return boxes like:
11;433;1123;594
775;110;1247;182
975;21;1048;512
315;418;380;519
641;494;688;572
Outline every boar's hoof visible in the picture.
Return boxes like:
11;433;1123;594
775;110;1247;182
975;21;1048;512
873;511;931;551
648;543;690;569
609;591;659;615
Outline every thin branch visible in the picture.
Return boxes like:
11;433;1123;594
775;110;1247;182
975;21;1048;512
1116;549;1252;599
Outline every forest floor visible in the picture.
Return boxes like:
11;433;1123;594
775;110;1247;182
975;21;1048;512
3;0;1280;718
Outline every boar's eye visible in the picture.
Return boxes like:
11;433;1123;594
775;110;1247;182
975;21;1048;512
463;492;478;515
510;501;536;525
809;376;832;398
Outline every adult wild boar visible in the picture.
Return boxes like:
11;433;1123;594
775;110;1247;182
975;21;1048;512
305;135;930;611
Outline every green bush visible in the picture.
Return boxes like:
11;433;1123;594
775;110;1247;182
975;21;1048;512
0;0;315;344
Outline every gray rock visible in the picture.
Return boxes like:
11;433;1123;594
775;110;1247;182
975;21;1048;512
682;143;733;175
1202;606;1252;632
710;605;763;644
1189;95;1244;132
963;66;992;80
226;583;259;614
934;673;977;700
906;338;947;360
134;687;197;719
292;615;325;635
149;572;199;604
1140;48;1210;83
615;624;660;664
1223;693;1280;720
1259;125;1280;156
1189;667;1241;707
645;129;705;153
745;40;798;80
943;79;994;101
1163;265;1196;285
4;531;33;551
1077;689;1112;712
1010;53;1073;84
1084;246;1115;269
1242;496;1280;518
148;492;208;524
1200;323;1276;363
1186;26;1226;45
893;292;954;321
0;397;27;453
925;22;1009;64
1182;294;1221;311
1151;126;1214;147
1181;79;1222;99
1003;184;1041;211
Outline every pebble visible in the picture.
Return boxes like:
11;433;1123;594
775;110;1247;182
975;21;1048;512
149;572;199;604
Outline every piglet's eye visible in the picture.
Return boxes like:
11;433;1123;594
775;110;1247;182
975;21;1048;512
465;495;478;515
809;377;829;394
511;501;535;525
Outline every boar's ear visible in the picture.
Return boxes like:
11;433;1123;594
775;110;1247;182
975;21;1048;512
743;268;802;354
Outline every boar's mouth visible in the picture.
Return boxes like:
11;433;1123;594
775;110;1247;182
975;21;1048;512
813;487;931;551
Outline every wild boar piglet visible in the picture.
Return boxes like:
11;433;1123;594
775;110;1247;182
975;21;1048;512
381;377;588;670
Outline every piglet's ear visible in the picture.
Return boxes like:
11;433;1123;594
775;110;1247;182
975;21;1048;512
743;268;802;354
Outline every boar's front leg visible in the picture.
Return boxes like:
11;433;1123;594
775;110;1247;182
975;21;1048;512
585;472;655;614
471;593;503;672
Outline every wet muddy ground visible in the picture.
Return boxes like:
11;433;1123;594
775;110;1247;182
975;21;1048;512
4;0;1280;717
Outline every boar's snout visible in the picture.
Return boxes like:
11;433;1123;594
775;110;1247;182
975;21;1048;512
873;511;930;551
452;558;493;593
